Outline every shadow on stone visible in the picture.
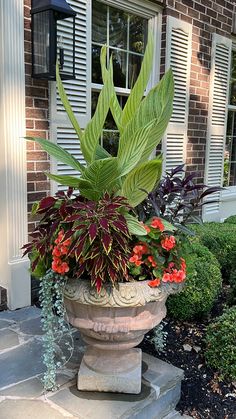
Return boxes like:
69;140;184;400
69;382;152;402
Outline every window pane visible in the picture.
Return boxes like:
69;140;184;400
128;53;142;88
224;111;236;186
109;7;128;49
129;15;148;54
92;0;107;44
102;131;119;156
110;48;127;88
229;50;236;105
92;45;103;84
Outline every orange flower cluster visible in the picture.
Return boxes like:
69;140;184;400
51;230;71;274
150;217;164;231
162;258;186;284
129;243;149;266
161;235;176;251
148;259;186;288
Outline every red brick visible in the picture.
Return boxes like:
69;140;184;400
36;162;50;171
27;192;47;203
27;151;48;161
27;172;47;182
36;181;50;191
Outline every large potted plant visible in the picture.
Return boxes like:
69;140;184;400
23;34;186;393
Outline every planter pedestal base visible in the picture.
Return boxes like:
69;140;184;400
78;347;142;394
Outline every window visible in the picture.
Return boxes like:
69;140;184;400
91;0;149;155
224;49;236;187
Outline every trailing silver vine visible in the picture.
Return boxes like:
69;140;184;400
39;270;74;391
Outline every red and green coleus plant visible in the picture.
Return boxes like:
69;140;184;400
23;189;187;293
23;190;133;293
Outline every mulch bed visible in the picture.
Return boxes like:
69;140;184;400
141;286;236;419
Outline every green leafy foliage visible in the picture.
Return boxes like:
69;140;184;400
190;222;236;279
25;137;84;174
205;306;236;380
167;242;222;320
224;215;236;224
121;158;162;207
24;33;174;220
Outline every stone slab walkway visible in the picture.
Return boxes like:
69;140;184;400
0;307;191;419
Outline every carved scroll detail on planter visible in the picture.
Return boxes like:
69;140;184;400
64;279;183;307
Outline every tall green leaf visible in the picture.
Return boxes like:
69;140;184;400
46;173;101;200
25;137;85;173
121;158;162;207
100;45;122;132
82;49;113;163
117;69;174;173
46;173;81;188
83;157;121;197
117;121;154;176
139;69;174;162
95;144;111;160
56;63;83;141
125;213;147;236
121;32;154;128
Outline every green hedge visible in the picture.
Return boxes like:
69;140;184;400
167;242;222;320
205;306;236;380
190;222;236;279
224;215;236;225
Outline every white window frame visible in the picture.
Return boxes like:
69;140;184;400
91;0;162;94
222;38;236;203
49;0;162;194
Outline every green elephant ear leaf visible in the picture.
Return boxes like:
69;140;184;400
139;69;174;163
95;144;111;160
121;32;154;129
121;158;162;207
125;213;147;236
83;157;121;197
100;44;122;132
117;69;174;175
46;173;81;188
82;48;113;163
25;137;85;174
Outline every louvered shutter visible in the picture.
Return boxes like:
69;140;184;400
49;0;91;191
162;17;192;173
203;34;232;221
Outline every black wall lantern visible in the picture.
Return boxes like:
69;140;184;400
31;0;76;80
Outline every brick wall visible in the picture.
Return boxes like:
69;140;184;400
160;0;234;183
24;0;50;234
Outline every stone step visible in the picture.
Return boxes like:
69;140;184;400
49;352;184;419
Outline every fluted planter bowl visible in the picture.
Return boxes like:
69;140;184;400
64;279;182;394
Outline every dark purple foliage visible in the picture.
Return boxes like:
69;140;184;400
138;164;223;234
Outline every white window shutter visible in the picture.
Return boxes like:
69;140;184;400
162;16;192;173
203;34;232;222
49;0;91;189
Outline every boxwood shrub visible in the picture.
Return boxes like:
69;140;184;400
167;242;222;320
205;306;236;380
224;215;236;225
190;222;236;279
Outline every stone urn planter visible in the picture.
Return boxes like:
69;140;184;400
64;279;182;394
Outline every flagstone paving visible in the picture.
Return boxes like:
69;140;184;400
0;307;192;419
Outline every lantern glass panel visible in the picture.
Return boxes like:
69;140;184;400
33;11;50;75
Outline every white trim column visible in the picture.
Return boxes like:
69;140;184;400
0;0;30;309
